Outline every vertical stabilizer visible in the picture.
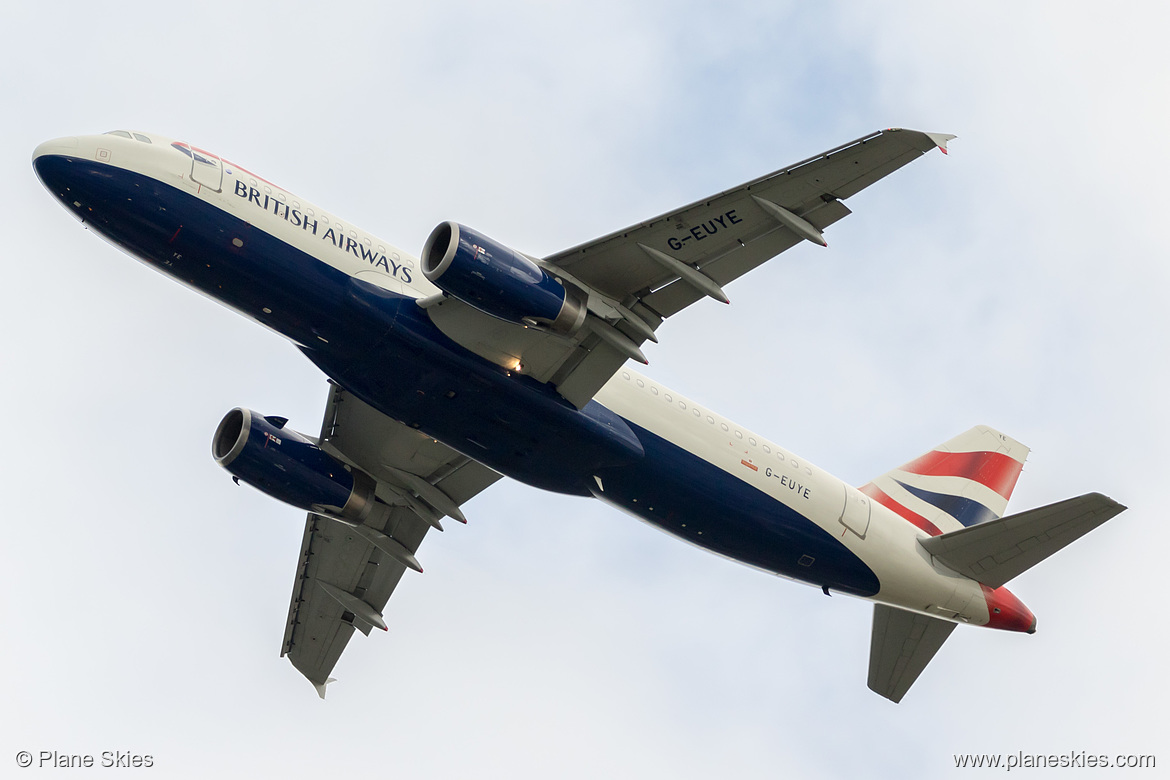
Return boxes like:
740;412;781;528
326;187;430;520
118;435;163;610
860;425;1028;536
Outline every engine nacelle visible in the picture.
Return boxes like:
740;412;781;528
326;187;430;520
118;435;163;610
212;408;377;522
421;221;586;334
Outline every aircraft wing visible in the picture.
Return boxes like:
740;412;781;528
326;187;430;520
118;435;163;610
281;383;501;697
424;129;952;408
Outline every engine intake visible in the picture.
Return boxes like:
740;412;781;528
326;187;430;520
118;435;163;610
212;408;376;522
421;221;586;334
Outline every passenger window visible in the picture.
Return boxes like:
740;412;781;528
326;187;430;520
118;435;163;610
665;394;672;403
622;371;631;380
636;379;644;388
651;387;658;395
721;423;729;431
692;409;700;417
763;445;771;454
735;431;743;439
706;416;714;424
679;401;686;410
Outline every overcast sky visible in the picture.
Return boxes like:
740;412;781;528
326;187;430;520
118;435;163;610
3;2;1166;778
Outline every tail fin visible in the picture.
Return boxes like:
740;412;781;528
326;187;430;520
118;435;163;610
859;425;1029;536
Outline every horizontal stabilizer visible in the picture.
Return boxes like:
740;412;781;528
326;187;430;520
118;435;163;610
919;492;1126;588
868;604;956;703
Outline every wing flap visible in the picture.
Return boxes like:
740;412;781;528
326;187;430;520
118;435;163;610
868;603;957;703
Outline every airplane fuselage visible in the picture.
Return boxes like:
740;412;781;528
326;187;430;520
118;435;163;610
32;131;1033;634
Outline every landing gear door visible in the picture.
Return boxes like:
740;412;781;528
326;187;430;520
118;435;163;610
188;145;224;192
839;485;871;538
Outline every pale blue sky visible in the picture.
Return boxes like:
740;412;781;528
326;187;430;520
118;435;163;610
3;2;1165;777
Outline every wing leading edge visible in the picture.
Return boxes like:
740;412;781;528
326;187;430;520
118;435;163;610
281;383;501;697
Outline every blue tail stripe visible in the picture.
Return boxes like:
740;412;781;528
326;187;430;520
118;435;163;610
893;480;997;527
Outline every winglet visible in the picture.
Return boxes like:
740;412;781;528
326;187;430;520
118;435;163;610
924;132;957;155
313;677;337;700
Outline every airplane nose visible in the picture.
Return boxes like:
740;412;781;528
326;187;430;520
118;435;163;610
33;136;79;162
32;136;83;191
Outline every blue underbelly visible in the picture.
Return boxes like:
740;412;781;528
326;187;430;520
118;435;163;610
593;423;879;596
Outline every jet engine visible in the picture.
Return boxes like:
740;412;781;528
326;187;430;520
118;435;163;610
421;221;586;334
212;408;377;523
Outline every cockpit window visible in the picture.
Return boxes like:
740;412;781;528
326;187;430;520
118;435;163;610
105;130;153;144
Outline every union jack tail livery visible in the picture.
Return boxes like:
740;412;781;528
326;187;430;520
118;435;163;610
860;425;1028;537
863;426;1123;702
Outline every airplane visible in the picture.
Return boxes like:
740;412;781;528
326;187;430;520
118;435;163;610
32;128;1125;702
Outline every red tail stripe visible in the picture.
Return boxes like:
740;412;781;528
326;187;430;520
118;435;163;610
898;450;1023;500
859;483;943;536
